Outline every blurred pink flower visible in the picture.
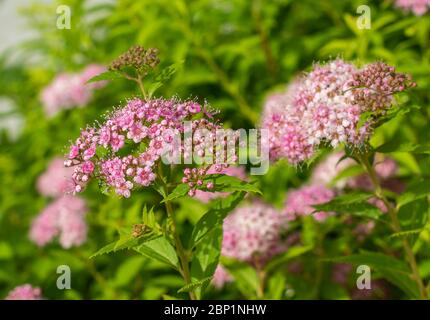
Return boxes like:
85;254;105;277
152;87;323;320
37;157;75;197
29;195;88;249
222;202;287;265
212;265;233;289
41;64;106;117
283;184;335;221
5;284;42;300
310;151;356;189
395;0;430;15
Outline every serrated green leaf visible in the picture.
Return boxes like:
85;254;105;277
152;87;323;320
89;229;161;259
397;180;430;207
177;276;213;293
86;70;121;83
313;192;382;220
190;227;222;298
134;237;179;270
203;174;261;194
90;242;118;259
161;184;190;203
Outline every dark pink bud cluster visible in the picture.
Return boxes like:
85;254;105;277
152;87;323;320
349;62;416;112
182;167;216;197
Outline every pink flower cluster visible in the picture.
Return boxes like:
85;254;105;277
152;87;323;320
194;165;247;202
41;64;107;117
66;98;235;198
37;157;75;197
5;284;42;300
283;184;336;222
261;60;415;164
395;0;430;15
221;202;288;265
29;195;88;249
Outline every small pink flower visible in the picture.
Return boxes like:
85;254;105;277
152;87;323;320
110;134;125;152
81;161;95;174
83;145;96;160
68;145;80;159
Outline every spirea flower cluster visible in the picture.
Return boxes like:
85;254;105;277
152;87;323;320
41;64;107;117
262;60;415;164
395;0;430;15
5;284;42;300
66;98;237;198
221;202;288;265
29;195;88;249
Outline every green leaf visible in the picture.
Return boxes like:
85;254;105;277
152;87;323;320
389;228;425;239
147;61;184;97
86;70;121;83
397;198;429;244
190;227;222;298
331;165;364;186
221;257;259;297
203;174;261;194
177;277;213;293
113;256;145;287
134;236;180;270
189;191;245;248
161;184;190;203
397;180;430;207
326;251;420;298
265;246;313;273
375;141;430;154
312;192;383;220
267;272;286;300
142;206;157;229
90;228;161;259
89;242;117;259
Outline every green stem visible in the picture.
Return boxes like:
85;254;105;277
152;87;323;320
358;153;427;299
158;166;196;300
164;199;196;300
251;0;278;79
136;74;148;100
255;262;266;298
